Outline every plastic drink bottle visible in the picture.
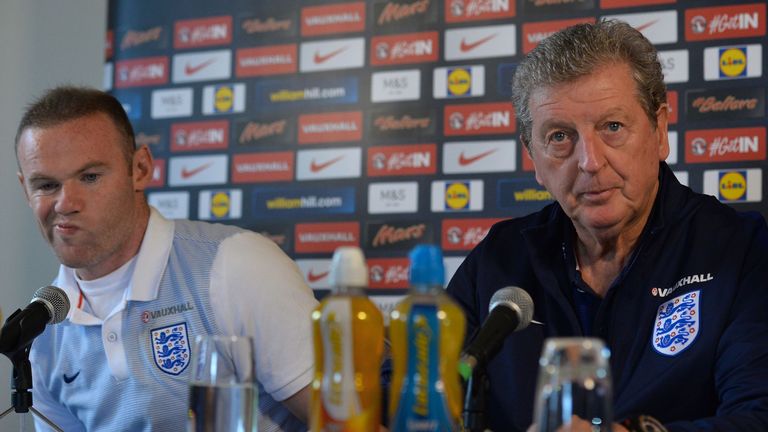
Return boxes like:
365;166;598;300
310;246;385;431
389;244;466;431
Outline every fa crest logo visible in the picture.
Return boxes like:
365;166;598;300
652;291;700;356
151;322;190;375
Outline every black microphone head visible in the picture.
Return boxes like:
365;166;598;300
32;286;70;324
489;287;534;331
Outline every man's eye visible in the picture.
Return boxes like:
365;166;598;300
39;183;58;191
82;173;100;183
607;122;622;132
550;131;568;142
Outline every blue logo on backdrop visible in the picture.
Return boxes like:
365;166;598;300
252;186;356;218
497;179;553;215
497;63;517;97
116;92;142;120
254;76;358;109
151;322;190;376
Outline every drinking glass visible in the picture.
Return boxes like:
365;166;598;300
188;335;258;432
531;337;613;432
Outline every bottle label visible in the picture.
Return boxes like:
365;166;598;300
319;299;361;420
393;304;454;431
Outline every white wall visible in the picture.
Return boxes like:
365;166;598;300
0;0;106;428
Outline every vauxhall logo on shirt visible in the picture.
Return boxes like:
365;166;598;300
650;273;714;298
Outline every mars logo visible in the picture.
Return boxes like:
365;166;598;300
115;57;168;88
441;218;498;251
367;144;436;176
366;221;431;251
120;26;164;51
370;32;438;65
446;0;515;23
375;0;435;28
175;16;232;49
719;171;747;201
171;121;228;152
685;4;766;41
368;258;410;289
237;119;291;146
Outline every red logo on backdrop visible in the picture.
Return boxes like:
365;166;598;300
235;45;297;77
148;159;165;188
370;32;439;66
522;17;595;53
445;0;515;23
685;4;766;41
301;2;366;36
231;152;294;183
174;16;232;49
121;26;163;50
600;0;674;8
522;142;535;172
667;90;678;125
295;222;360;253
368;258;410;289
442;218;500;251
115;57;168;88
105;30;114;59
171;121;228;152
298;111;363;144
378;0;432;25
444;102;516;136
367;144;437;176
685;127;766;163
238;120;288;145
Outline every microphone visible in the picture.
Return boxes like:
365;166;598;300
0;286;70;355
459;287;533;377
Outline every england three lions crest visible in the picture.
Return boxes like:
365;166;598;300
151;322;190;375
652;291;700;356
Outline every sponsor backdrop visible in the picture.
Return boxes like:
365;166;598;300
107;0;767;304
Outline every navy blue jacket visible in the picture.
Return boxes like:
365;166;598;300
447;163;768;431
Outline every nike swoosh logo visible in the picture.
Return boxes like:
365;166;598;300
307;270;329;282
313;47;348;64
458;149;497;166
181;162;214;179
635;19;659;33
63;371;80;384
460;34;497;52
310;155;345;173
184;58;216;76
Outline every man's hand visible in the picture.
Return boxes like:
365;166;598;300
527;415;630;432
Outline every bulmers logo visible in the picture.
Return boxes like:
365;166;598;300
198;189;243;220
172;50;231;83
238;10;295;41
703;168;762;203
174;15;232;49
298;111;363;144
253;186;355;218
444;24;516;60
686;87;765;122
446;0;516;23
366;221;433;251
295;222;360;253
368;144;436;176
522;17;594;53
300;37;365;72
443;140;516;174
685;127;766;164
115;57;169;88
370;32;439;66
703;44;762;81
236;44;297;77
368;258;410;289
434;65;485;99
168;155;228;187
301;2;366;36
442;218;500;251
368;182;419;214
602;10;678;45
171;120;228;152
296;147;362;180
231;152;294;183
431;180;484;212
235;117;294;146
685;4;766;41
369;106;435;140
119;26;166;52
444;102;515;136
374;0;437;30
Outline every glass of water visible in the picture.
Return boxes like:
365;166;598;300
188;335;258;432
531;337;613;432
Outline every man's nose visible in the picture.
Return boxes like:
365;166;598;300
54;182;83;214
577;130;607;173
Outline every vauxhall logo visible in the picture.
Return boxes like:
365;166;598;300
650;273;714;298
142;302;195;323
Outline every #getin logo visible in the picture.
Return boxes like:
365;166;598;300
718;170;747;201
719;46;747;78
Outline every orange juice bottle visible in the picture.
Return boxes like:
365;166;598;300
389;245;466;431
310;246;384;431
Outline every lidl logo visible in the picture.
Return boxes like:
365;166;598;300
203;83;245;115
446;182;470;209
447;68;471;96
433;65;485;99
198;189;243;220
214;86;234;111
719;171;747;201
703;168;762;203
430;180;484;212
719;47;747;77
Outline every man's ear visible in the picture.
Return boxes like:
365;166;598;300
655;103;670;161
132;145;154;191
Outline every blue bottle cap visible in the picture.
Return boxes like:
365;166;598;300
408;244;445;286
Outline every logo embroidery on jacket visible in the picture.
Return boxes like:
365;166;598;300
151;322;191;375
652;290;700;356
650;273;713;298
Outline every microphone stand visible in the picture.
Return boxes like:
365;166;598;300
462;364;490;432
0;343;63;432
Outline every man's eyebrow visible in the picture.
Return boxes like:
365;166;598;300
26;161;110;183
